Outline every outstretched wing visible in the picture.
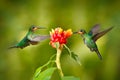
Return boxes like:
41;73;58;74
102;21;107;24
30;35;50;42
89;24;100;36
93;26;113;42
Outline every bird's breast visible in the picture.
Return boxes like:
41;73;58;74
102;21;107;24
29;41;38;45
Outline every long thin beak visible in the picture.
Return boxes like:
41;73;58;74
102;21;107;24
78;31;83;34
37;26;46;29
73;31;83;34
73;31;78;34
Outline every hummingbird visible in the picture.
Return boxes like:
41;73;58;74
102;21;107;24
9;25;50;49
74;24;113;60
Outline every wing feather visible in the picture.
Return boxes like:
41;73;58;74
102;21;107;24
93;26;113;42
89;24;100;36
30;35;50;42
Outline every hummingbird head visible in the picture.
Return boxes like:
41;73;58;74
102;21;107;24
78;29;86;35
29;25;45;32
73;29;86;35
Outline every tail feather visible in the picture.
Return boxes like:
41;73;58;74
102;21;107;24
8;46;18;49
95;50;102;60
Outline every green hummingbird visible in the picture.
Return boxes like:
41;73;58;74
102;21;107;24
74;24;113;60
9;25;49;49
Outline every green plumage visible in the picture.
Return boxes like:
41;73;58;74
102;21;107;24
9;25;49;49
83;33;97;50
75;24;113;60
12;30;32;49
81;30;102;60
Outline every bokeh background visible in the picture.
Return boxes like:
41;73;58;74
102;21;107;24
0;0;120;80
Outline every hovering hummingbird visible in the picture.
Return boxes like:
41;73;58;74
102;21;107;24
9;25;49;49
74;24;113;60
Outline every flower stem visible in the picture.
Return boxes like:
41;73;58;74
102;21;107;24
56;48;64;77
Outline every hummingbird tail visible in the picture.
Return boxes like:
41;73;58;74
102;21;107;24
95;50;102;60
8;46;18;49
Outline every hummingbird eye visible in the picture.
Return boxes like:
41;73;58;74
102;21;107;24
29;26;36;31
80;29;84;32
31;26;37;30
79;29;86;34
32;26;35;29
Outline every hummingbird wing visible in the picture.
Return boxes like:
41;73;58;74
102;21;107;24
89;24;100;36
92;26;113;42
29;35;50;42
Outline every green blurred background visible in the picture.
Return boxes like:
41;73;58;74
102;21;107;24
0;0;120;80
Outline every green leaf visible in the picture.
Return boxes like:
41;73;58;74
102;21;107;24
62;76;80;80
33;54;56;79
63;44;81;65
34;66;43;78
34;67;56;80
71;52;81;65
34;61;50;78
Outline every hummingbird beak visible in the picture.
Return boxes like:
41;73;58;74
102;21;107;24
37;27;46;29
78;31;83;34
73;31;83;34
73;31;78;34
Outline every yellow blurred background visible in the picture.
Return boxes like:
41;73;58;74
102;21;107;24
0;0;120;80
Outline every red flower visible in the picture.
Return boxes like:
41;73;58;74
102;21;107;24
50;27;72;48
